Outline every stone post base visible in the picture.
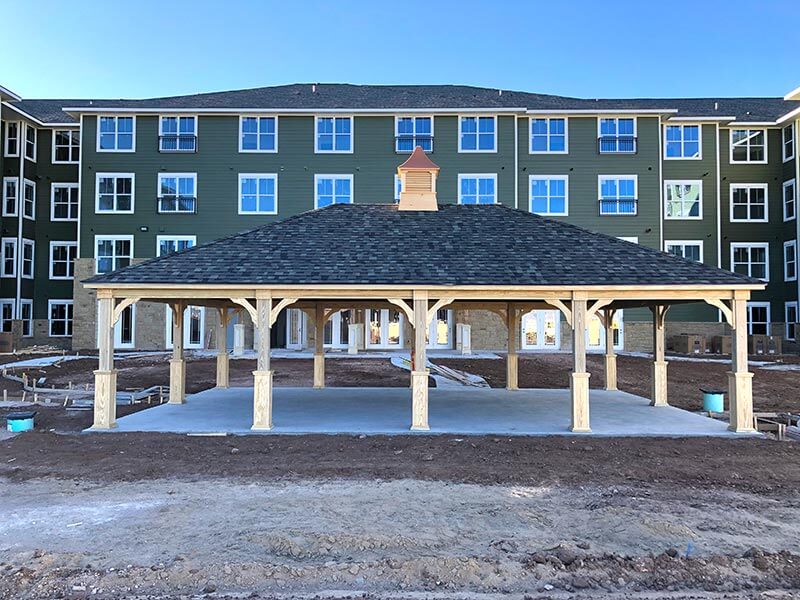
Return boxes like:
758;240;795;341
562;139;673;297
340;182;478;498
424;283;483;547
570;372;591;433
92;369;118;430
604;354;617;391
252;370;274;431
506;353;518;391
411;370;430;431
216;353;230;388
727;371;756;433
650;360;668;407
169;359;186;404
313;353;325;389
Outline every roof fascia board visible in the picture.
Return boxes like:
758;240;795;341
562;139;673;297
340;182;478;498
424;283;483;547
525;109;678;115
64;106;530;116
784;85;800;101
1;101;77;127
664;115;736;122
776;106;800;124
0;85;21;102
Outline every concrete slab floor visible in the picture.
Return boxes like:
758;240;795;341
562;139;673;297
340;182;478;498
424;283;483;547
99;387;751;437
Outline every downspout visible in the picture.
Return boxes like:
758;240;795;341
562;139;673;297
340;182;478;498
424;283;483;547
513;115;519;209
795;119;800;321
657;117;663;249
715;123;722;269
15;123;24;320
76;114;83;261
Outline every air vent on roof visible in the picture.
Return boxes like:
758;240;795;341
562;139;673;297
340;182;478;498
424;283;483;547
397;146;440;212
312;84;317;93
714;102;718;110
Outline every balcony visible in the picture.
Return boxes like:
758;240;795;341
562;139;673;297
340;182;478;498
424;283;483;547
599;198;638;216
157;196;197;214
598;136;637;154
395;135;433;153
159;135;197;152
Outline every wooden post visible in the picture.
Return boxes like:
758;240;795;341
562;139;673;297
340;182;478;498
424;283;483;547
411;290;429;430
92;292;117;429
603;308;617;391
650;305;669;407
252;292;273;430
728;296;755;432
506;304;519;390
313;304;325;389
168;302;186;404
570;295;591;432
216;308;230;388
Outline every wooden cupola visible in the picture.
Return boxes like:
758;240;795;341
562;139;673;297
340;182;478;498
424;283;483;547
397;146;440;211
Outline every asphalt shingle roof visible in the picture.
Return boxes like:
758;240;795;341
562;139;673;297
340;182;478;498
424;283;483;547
9;84;800;124
85;204;759;288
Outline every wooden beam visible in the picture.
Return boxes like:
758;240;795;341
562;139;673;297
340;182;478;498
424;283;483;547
426;296;456;328
544;298;572;327
270;297;299;326
113;297;141;324
387;297;415;326
230;297;257;322
705;298;734;326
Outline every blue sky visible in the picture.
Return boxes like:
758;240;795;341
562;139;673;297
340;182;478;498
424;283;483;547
6;0;799;100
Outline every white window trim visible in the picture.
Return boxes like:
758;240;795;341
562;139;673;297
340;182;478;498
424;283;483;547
457;173;498;205
597;174;639;216
597;116;637;153
729;128;768;164
237;173;279;215
157;172;197;214
663;123;702;160
618;237;639;244
313;174;354;209
663;180;703;220
49;241;78;280
747;302;771;336
21;239;34;279
159;115;198;152
95;172;135;214
783;123;795;163
784;240;797;282
50;182;79;222
94;234;134;275
664;240;704;263
785;301;798;341
1;238;16;278
238;115;278;153
22;179;35;221
528;174;569;216
51;129;80;164
729;183;769;223
3;121;19;157
394;174;401;201
24;126;37;162
783;179;797;222
48;300;74;338
314;116;354;154
730;242;770;282
394;115;434;153
20;299;33;337
96;115;136;153
2;177;18;217
156;235;197;257
458;115;498;153
528;117;568;155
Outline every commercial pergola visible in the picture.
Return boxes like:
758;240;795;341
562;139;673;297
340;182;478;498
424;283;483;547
84;151;764;434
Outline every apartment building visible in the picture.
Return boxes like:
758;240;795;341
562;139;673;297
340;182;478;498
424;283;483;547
0;83;798;353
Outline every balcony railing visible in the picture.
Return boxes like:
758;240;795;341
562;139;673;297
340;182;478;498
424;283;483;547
599;198;638;216
159;135;197;152
598;135;637;154
157;196;197;214
395;135;434;153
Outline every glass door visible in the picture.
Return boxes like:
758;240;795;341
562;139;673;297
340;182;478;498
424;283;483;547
521;310;560;350
427;309;453;349
586;310;624;351
324;309;351;349
366;308;403;349
165;305;206;349
286;308;306;350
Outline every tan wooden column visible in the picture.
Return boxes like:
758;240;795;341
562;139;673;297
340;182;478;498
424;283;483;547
411;290;429;430
215;308;230;388
252;292;273;430
570;295;591;432
728;296;755;432
602;308;617;391
168;302;186;404
506;304;519;391
313;304;325;389
650;305;669;407
92;292;117;429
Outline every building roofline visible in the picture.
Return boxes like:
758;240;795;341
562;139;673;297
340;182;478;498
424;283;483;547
0;84;21;102
1;101;77;127
62;106;531;116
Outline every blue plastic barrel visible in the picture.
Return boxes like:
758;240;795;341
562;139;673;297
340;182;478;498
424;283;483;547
699;388;724;412
6;411;36;432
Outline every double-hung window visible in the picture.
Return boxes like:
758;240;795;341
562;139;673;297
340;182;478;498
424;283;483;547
731;242;769;281
96;173;134;213
458;174;497;204
784;240;797;282
24;126;36;161
0;300;13;333
4;122;19;157
1;239;16;277
49;300;73;337
664;180;702;219
598;175;637;215
239;116;277;152
598;118;636;153
315;117;352;153
49;241;77;279
665;241;703;263
664;124;700;159
238;174;278;214
459;116;496;152
20;300;32;337
785;179;797;221
530;118;567;153
95;235;133;274
97;116;135;151
22;179;35;220
52;129;80;163
747;302;771;335
157;173;197;214
21;239;34;279
783;124;795;162
2;177;17;217
51;183;79;221
529;175;568;215
730;184;768;222
157;235;196;256
395;116;433;152
160;116;197;152
785;302;798;341
314;175;353;208
730;129;766;163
